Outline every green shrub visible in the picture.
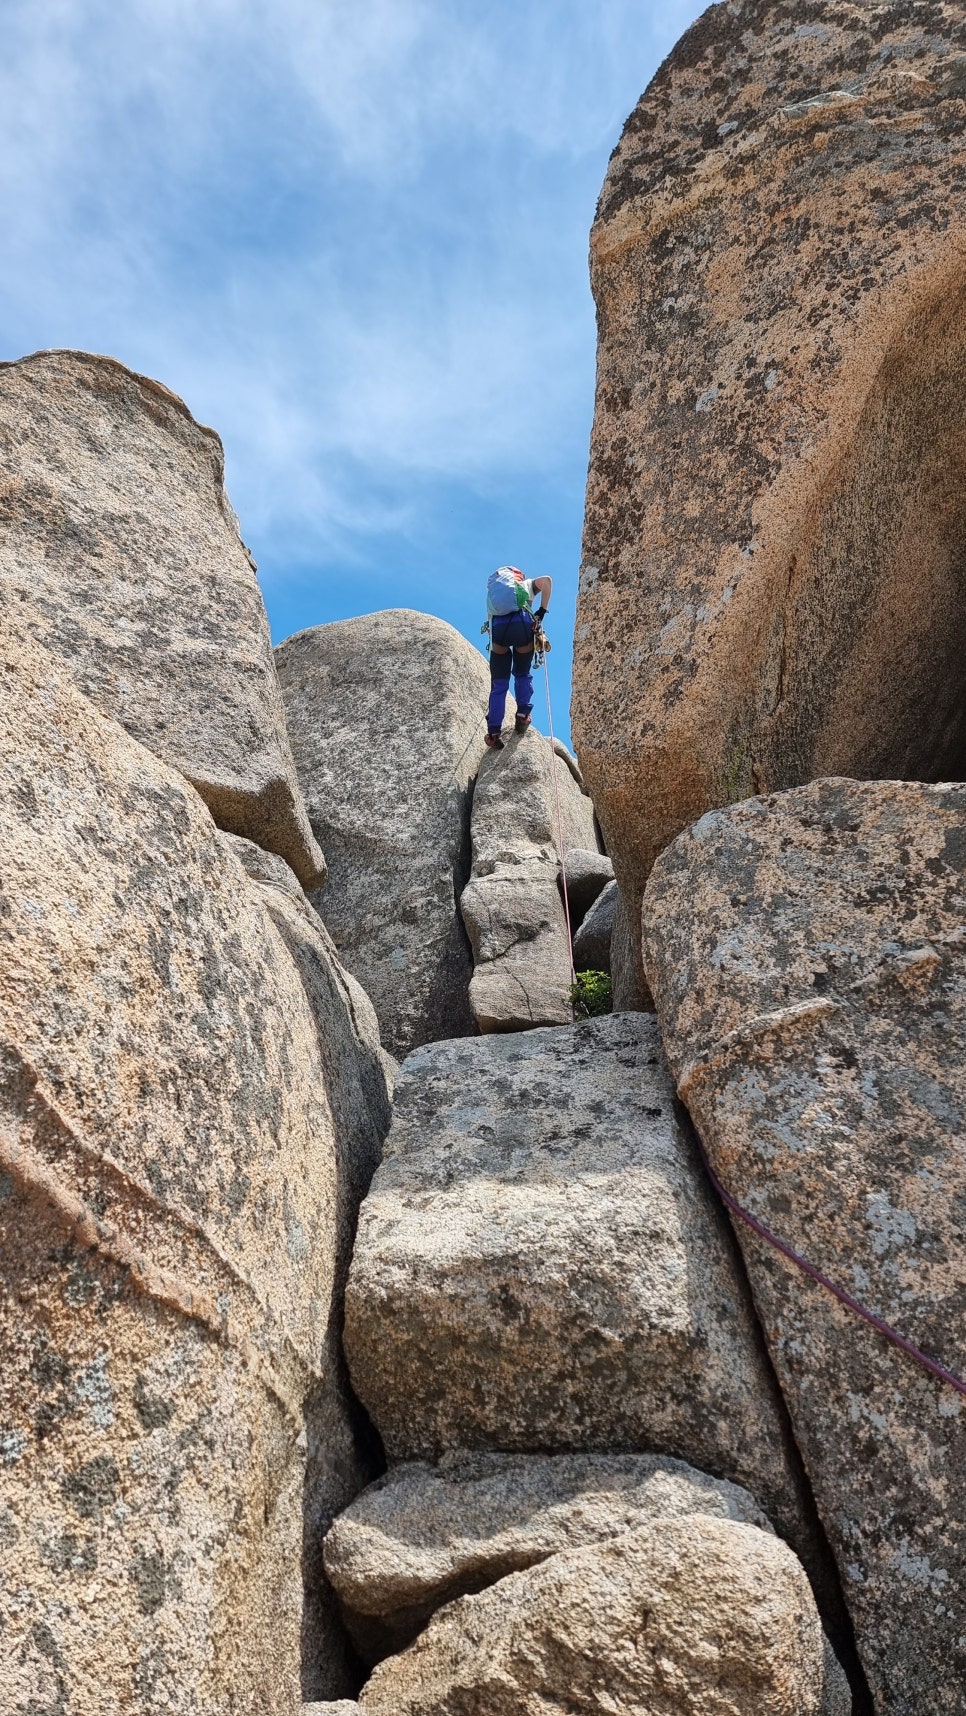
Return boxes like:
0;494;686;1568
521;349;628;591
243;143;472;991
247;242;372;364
569;969;613;1019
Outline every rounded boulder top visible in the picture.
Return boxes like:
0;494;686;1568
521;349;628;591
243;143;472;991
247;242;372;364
575;0;966;956
0;347;325;888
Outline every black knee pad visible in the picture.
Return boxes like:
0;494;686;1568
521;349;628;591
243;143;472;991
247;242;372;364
511;644;534;677
489;648;511;683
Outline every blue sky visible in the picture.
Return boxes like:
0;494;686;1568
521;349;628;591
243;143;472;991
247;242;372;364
0;0;703;745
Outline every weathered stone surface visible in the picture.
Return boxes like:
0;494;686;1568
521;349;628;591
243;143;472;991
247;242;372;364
220;831;395;1212
302;1705;362;1715
573;877;617;973
324;1450;771;1662
359;1517;846;1716
821;1645;853;1716
275;611;489;1059
642;777;966;1714
0;624;372;1711
460;728;599;1030
561;847;614;922
218;832;394;1690
573;3;966;970
344;1014;818;1573
0;348;324;889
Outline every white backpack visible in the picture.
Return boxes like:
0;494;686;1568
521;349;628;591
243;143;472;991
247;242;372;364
487;565;531;616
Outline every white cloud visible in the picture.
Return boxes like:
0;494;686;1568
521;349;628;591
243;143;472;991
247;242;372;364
0;0;704;561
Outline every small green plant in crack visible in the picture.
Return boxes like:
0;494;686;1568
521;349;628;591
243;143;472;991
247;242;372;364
570;970;613;1019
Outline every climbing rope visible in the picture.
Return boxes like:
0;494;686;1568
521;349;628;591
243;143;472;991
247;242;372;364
692;1124;966;1400
540;649;576;985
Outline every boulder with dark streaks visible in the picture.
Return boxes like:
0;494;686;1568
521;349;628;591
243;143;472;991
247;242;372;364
643;776;966;1713
0;622;384;1711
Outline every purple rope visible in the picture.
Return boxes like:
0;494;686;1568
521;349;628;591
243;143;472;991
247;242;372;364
692;1127;966;1400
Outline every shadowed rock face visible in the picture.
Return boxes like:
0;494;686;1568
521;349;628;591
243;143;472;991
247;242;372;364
642;777;966;1714
0;624;385;1710
573;877;617;974
573;1;966;947
560;848;614;921
276;611;489;1060
0;349;325;889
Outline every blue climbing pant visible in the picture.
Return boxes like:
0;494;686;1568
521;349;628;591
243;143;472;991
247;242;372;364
488;611;534;731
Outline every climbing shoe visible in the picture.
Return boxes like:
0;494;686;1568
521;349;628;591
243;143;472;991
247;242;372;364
485;729;505;750
514;710;532;735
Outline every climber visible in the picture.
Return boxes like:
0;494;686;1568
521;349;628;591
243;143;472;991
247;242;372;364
484;564;552;749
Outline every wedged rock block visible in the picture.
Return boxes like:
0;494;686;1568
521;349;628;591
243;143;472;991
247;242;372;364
573;2;966;963
324;1450;771;1662
0;348;324;888
560;847;613;921
0;626;380;1712
276;611;489;1059
460;730;599;1030
358;1517;848;1716
573;877;617;974
643;777;966;1714
343;1014;817;1566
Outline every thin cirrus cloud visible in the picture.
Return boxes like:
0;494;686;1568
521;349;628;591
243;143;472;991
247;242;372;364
0;0;703;642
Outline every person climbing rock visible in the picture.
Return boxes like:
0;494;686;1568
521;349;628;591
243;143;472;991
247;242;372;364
484;564;552;749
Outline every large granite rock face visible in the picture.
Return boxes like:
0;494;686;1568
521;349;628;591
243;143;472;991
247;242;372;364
0;624;380;1711
358;1517;847;1716
642;777;966;1714
460;729;599;1031
324;1450;771;1663
343;1014;819;1574
275;611;489;1059
0;349;324;889
573;2;966;964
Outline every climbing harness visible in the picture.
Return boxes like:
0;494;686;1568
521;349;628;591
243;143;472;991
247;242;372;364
532;618;552;666
692;1125;966;1400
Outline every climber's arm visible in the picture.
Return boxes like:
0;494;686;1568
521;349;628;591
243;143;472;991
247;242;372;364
531;575;552;615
